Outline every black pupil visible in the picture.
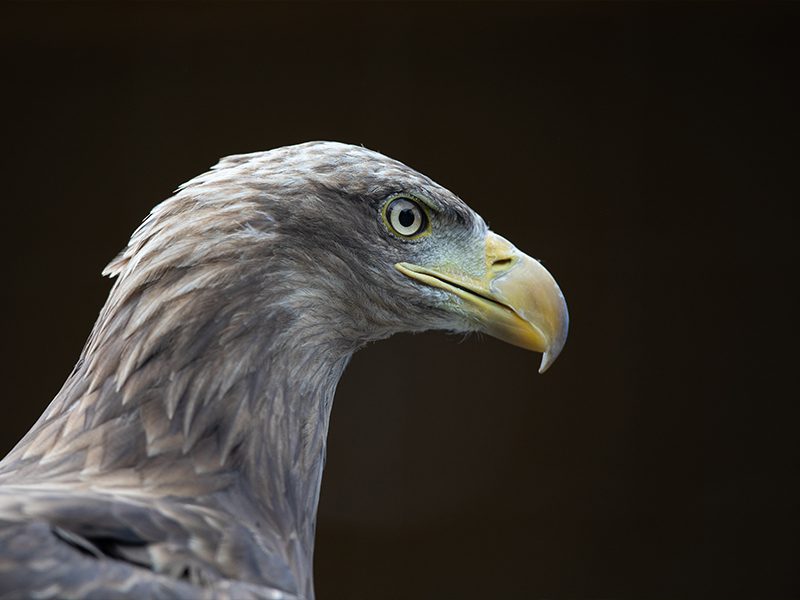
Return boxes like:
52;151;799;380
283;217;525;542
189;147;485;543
398;208;416;228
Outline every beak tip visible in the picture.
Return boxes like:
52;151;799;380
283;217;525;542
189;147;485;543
537;313;569;375
538;351;555;374
538;354;551;374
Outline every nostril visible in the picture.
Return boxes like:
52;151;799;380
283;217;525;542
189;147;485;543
492;257;514;267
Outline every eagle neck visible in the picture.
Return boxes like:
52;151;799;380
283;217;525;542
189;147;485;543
232;338;352;590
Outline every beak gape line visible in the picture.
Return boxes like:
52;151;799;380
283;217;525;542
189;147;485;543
396;231;569;373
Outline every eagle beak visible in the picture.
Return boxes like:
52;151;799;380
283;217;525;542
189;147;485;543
396;231;569;373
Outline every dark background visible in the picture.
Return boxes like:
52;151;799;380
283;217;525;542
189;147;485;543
1;3;798;598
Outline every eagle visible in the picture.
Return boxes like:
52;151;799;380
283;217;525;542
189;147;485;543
0;142;568;599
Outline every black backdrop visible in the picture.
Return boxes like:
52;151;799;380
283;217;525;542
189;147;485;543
1;3;797;598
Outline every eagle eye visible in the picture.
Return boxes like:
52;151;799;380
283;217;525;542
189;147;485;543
384;196;429;238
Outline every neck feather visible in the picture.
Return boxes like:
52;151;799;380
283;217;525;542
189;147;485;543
0;244;356;570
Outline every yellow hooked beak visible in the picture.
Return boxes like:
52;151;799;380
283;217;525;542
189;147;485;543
396;232;569;373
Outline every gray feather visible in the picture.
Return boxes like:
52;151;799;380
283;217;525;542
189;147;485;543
0;142;486;598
